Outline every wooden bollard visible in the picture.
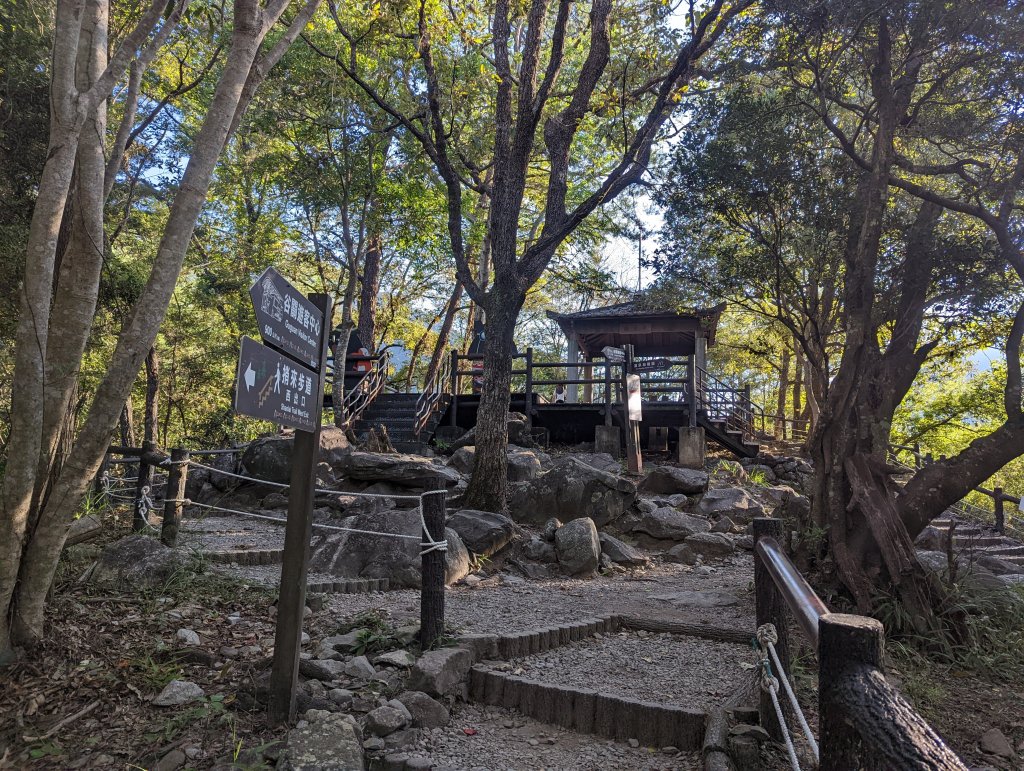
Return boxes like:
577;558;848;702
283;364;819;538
419;485;447;650
819;613;882;769
160;448;189;547
501;676;523;711
594;694;618;739
753;517;790;741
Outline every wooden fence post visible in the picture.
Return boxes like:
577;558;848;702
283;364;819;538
160;448;189;547
994;487;1004;534
687;354;697;428
818;613;884;770
133;440;156;531
419;483;448;650
753;517;790;741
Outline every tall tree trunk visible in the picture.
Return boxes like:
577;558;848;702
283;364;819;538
792;342;803;434
1;0;321;653
357;233;382;352
462;284;524;512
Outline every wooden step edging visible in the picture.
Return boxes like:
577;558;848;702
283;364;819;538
464;613;753;752
307;577;391;594
206;549;283;566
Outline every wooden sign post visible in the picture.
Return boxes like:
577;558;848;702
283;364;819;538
267;292;331;724
232;268;332;725
622;344;643;475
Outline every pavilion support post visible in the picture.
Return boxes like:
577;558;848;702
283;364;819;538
567;338;579;403
595;426;622;458
603;359;613;427
449;349;459;427
524;347;534;429
687;354;697;428
582;355;594;403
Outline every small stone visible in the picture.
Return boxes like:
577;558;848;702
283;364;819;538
543;518;563;541
344;654;376;679
374;649;416;668
219;646;239;659
396;690;451;729
661;746;679;755
299;658;347;681
980;728;1014;758
407;647;473;696
366;705;409;736
329;688;353;706
183;747;202;760
463;574;483;586
300;632;310;646
175;628;200;646
227;613;242;625
318;631;362;657
730;723;771;742
152;680;204;707
528;739;539;747
154;749;186;771
364;737;386;751
503;720;515;729
628;738;639;748
405;757;432;770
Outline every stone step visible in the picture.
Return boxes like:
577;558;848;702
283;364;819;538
986;546;1024;557
951;536;1007;548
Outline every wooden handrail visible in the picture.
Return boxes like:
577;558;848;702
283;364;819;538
753;519;967;769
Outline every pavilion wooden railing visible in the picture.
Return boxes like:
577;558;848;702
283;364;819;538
446;350;771;441
753;518;967;770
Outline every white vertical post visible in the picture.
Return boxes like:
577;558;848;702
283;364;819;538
567;338;579;404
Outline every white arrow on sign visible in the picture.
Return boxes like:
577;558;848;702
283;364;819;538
244;363;256;391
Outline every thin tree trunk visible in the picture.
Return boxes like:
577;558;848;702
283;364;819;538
144;347;159;444
357;233;382;352
776;349;790;440
423;282;464;389
119;402;136;447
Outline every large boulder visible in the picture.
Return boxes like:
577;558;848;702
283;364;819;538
447;446;547;482
696;488;766;524
631;507;711;541
334;452;460;488
395;691;450;729
574;453;624;475
447;510;516;557
241;427;350;485
506;457;636;526
598;533;651;567
638;466;709;496
89;535;188;591
308;509;468;588
554;517;601;576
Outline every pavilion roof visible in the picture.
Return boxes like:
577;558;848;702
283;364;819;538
546;301;725;358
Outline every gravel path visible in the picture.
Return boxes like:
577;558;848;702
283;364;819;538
177;514;285;552
411;702;702;770
490;630;757;710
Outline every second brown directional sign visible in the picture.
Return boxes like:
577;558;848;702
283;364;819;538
234;336;318;432
250;266;324;369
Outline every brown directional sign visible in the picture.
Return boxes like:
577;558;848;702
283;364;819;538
250;266;324;369
633;357;672;374
234;336;319;432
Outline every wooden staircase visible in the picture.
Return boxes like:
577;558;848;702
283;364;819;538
700;415;761;459
353;392;451;453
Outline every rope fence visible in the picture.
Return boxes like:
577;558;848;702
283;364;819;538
94;446;448;554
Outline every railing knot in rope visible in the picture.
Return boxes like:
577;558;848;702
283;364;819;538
753;622;819;769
